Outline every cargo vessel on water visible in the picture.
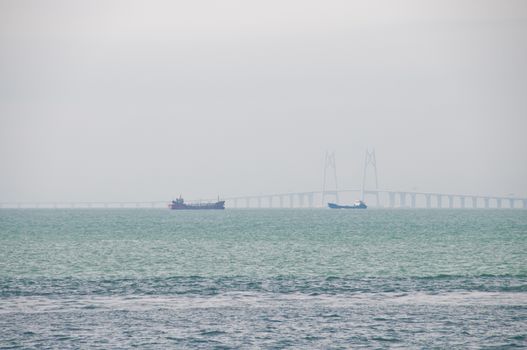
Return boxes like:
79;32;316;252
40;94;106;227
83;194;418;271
328;200;367;209
169;196;225;210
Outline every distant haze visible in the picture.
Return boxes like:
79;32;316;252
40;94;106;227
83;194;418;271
1;0;526;202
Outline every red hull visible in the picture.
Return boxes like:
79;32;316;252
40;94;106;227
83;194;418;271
169;200;225;210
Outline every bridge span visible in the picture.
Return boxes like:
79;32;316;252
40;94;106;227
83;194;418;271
222;189;527;209
0;190;526;209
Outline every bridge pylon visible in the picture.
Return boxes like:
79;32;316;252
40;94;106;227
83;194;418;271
361;148;381;206
321;151;339;206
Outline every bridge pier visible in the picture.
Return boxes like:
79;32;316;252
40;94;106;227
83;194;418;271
448;195;454;209
484;197;490;209
388;193;395;208
257;197;262;208
289;194;294;208
437;195;442;209
279;196;284;208
399;192;407;208
509;198;514;209
523;199;527;209
425;194;431;209
299;194;305;208
460;196;466;209
496;198;502;209
410;194;416;208
472;197;478;209
307;193;314;208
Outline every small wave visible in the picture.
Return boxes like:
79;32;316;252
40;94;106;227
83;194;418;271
371;336;401;343
200;330;226;337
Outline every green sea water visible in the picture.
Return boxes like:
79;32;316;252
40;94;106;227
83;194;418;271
1;209;526;348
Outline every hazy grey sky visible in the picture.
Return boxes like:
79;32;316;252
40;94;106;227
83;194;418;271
1;0;526;202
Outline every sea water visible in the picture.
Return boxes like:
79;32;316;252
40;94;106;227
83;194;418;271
0;209;526;348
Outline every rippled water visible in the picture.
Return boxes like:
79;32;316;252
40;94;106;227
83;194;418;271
1;209;526;348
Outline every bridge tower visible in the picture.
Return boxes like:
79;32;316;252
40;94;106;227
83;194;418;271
321;151;339;206
361;148;380;206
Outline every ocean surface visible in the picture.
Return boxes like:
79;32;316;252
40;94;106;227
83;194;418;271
0;209;526;349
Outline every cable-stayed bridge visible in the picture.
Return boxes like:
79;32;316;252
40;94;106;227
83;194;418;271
1;150;525;209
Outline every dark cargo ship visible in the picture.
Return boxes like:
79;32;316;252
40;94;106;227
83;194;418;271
169;196;225;210
328;200;367;209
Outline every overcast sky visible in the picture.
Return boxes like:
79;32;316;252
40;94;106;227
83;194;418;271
1;0;526;202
